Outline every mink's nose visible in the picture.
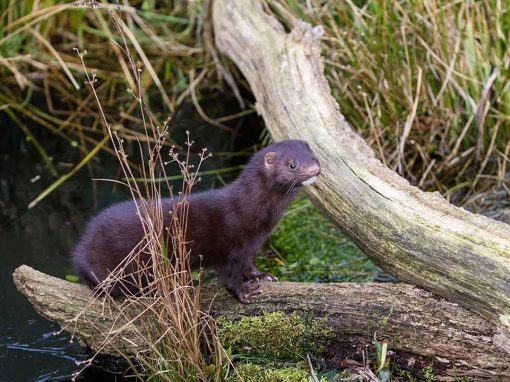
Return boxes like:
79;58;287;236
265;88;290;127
308;163;321;176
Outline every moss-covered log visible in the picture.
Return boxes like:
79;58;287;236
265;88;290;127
13;265;510;380
212;0;510;340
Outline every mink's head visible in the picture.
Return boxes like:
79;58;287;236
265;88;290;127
261;140;321;190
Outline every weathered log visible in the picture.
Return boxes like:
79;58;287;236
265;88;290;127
13;265;510;380
212;0;510;341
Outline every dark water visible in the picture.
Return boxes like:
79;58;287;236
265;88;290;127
0;97;262;381
0;145;132;381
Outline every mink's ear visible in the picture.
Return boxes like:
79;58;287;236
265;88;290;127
264;152;277;167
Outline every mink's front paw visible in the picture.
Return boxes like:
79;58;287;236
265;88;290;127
236;279;262;304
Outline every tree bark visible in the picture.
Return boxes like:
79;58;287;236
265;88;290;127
13;265;510;380
212;0;510;341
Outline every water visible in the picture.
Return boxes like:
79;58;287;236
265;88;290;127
0;97;262;381
0;133;129;381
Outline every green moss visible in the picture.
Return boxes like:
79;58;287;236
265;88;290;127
218;311;332;360
228;362;327;382
259;197;379;283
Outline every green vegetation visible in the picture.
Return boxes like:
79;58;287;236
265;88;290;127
261;197;379;283
393;363;436;382
374;334;391;382
219;311;332;382
228;363;326;382
218;311;332;360
422;364;436;382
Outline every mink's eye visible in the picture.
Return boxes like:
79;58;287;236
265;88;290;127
289;162;296;169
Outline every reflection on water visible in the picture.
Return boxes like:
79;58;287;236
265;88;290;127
2;322;86;382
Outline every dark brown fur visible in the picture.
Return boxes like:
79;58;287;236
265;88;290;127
73;140;320;303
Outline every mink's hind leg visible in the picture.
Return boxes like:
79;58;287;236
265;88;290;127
217;256;261;304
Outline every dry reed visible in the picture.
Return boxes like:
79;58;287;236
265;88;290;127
65;6;231;380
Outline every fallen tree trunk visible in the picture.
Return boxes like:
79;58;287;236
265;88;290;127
13;265;510;380
212;0;510;341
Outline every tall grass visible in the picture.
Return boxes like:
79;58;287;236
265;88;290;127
0;0;240;208
269;0;510;205
1;0;508;204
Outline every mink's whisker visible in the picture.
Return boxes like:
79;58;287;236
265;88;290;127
285;179;298;200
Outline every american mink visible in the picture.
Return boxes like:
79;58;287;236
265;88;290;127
73;140;320;303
